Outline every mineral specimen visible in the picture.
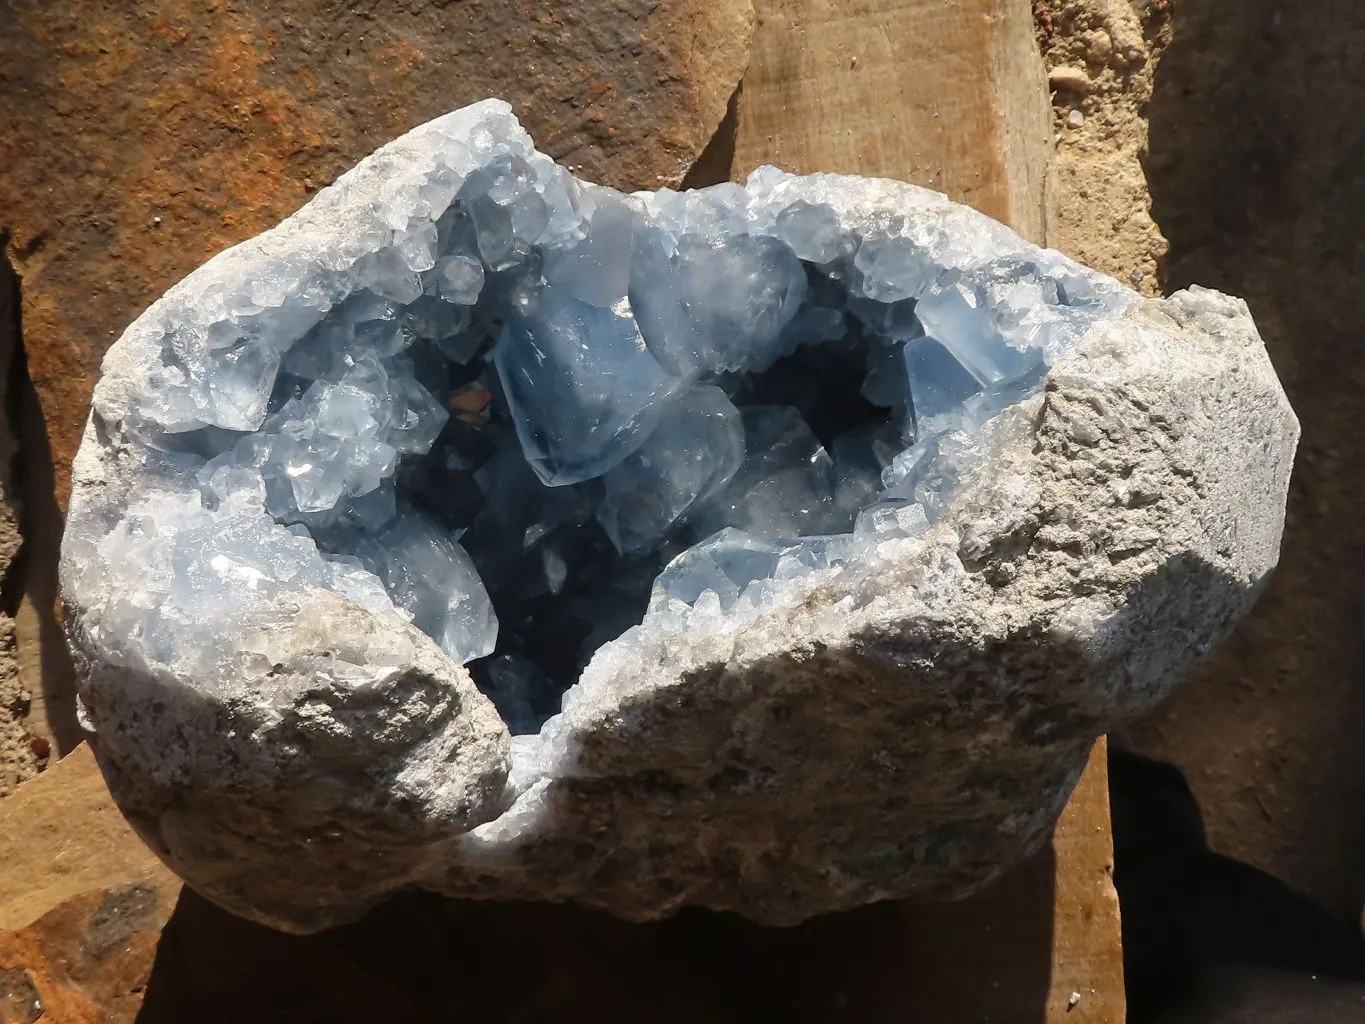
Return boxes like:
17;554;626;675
60;100;1298;933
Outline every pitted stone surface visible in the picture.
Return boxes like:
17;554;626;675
60;101;1298;931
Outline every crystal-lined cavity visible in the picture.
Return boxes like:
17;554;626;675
75;101;1134;736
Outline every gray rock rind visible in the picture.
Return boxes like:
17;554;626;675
436;289;1297;924
60;104;1298;933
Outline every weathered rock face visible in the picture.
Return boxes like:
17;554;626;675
59;101;1298;933
0;247;39;798
0;0;754;506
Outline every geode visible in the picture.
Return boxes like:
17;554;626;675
60;99;1298;933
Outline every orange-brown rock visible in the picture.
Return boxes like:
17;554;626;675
0;884;177;1024
0;0;754;506
0;744;179;1024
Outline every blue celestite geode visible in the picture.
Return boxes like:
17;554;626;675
68;102;1128;722
58;100;1297;932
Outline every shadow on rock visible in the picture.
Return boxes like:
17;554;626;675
1111;748;1365;1023
0;241;82;757
1138;0;1365;919
136;850;1055;1024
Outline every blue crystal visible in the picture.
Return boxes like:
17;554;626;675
652;528;785;610
466;439;600;594
382;369;450;455
345;514;498;663
780;305;848;348
542;195;635;308
849;296;924;341
854;237;939;303
475;653;555;735
433;253;485;305
494;284;684;486
596;385;745;555
631;232;808;377
688;405;843;540
861;339;910;410
916;279;1038;386
830;420;903;517
774;201;852;264
400;295;470;344
200;339;281;431
460;154;547;270
352;247;424;304
901;337;985;427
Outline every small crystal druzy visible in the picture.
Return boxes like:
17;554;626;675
60;100;1297;932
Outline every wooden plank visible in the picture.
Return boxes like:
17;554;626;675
732;2;1126;1019
1049;738;1127;1022
732;0;1052;242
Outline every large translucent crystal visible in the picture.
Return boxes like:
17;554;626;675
494;285;683;486
60;100;1298;932
595;384;745;555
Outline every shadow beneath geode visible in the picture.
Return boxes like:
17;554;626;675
1110;749;1365;1023
136;848;1055;1024
673;845;1057;1023
0;240;82;757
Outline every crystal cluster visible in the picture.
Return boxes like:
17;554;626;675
67;100;1130;734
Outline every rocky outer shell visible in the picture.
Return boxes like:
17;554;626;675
429;288;1298;925
67;590;511;933
67;287;1297;932
59;108;1298;931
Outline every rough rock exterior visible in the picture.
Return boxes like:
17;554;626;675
59;103;1298;932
